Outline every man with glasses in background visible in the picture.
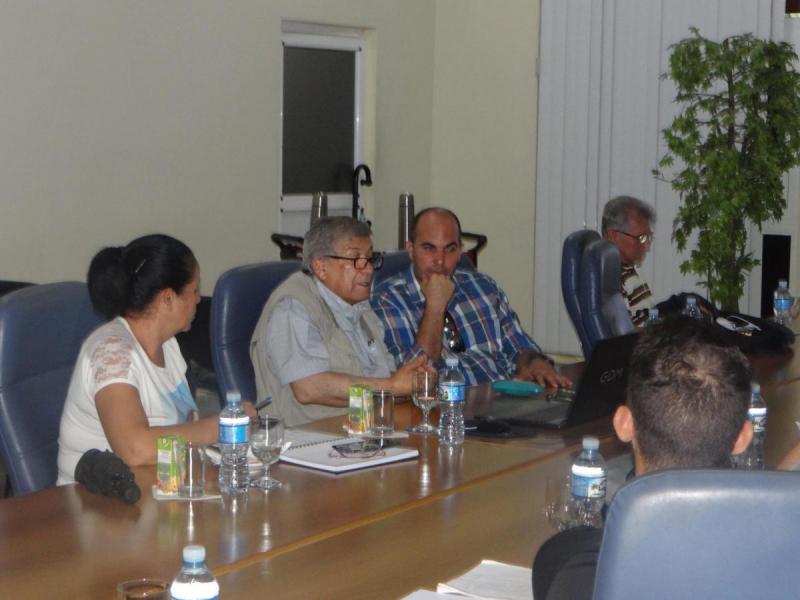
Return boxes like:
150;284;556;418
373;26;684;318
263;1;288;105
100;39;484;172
251;217;424;427
602;196;656;328
372;207;569;388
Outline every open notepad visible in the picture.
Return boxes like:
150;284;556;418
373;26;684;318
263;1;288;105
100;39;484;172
279;430;419;473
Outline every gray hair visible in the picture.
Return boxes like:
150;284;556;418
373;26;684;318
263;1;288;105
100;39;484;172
302;216;372;274
601;195;656;236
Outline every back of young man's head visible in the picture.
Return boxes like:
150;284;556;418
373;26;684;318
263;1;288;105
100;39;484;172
622;318;752;471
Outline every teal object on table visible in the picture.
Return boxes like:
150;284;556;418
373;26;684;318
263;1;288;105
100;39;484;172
491;380;544;396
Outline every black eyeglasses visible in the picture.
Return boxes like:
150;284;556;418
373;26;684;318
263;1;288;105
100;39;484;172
443;311;465;353
324;253;384;270
613;229;653;245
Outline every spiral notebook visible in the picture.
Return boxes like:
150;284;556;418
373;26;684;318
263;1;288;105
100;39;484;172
279;430;419;473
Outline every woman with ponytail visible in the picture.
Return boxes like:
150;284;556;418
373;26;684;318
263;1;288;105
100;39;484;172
57;234;254;484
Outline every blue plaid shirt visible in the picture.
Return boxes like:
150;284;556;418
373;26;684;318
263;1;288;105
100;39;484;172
370;266;542;385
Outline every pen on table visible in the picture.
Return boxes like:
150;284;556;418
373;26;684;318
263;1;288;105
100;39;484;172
254;397;271;412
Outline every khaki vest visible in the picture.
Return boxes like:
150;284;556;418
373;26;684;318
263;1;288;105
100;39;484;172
250;271;390;427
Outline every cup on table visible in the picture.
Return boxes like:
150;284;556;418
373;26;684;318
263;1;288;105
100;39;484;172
371;389;395;436
544;475;575;531
178;441;206;498
116;578;168;599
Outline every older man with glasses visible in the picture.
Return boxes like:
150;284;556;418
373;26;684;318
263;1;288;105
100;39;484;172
372;207;570;388
602;196;656;328
250;216;424;427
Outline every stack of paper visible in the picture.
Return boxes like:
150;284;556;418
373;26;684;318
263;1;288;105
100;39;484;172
403;560;532;600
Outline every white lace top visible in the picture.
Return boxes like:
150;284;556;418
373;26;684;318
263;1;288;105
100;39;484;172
57;317;196;484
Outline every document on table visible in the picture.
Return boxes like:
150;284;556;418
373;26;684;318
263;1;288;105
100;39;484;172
402;560;532;600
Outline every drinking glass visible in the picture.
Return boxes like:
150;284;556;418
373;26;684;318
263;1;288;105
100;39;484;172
544;475;576;531
250;416;284;489
409;370;438;434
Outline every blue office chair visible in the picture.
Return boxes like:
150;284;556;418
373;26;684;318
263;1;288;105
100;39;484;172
373;250;474;287
593;469;800;600
0;282;103;495
580;239;634;355
561;229;600;356
210;261;300;404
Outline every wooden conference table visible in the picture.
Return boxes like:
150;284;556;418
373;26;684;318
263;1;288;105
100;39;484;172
0;373;629;599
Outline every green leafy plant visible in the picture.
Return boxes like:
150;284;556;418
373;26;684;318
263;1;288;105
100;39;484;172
655;27;800;312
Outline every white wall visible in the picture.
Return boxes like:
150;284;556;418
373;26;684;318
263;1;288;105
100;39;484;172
0;1;437;295
431;0;540;331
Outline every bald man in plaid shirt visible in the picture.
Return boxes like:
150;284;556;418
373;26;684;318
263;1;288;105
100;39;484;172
371;208;570;388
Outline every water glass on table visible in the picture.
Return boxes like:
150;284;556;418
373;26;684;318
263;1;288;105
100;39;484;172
544;475;576;531
116;578;168;599
178;441;206;498
371;389;395;437
250;416;284;489
409;370;438;434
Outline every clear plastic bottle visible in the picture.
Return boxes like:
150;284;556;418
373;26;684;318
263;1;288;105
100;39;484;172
681;295;704;320
646;307;661;326
438;357;465;447
737;382;767;470
218;390;250;494
773;279;794;328
570;435;607;528
170;544;220;600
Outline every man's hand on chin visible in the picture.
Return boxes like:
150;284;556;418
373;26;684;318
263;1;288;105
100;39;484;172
420;272;455;313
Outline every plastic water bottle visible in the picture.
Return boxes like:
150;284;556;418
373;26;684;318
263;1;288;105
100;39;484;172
438;357;465;447
646;307;661;326
570;436;607;528
681;295;703;320
170;545;220;600
218;391;250;494
774;279;793;328
736;382;767;470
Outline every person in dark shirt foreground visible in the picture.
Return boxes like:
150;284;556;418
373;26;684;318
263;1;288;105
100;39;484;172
533;319;754;600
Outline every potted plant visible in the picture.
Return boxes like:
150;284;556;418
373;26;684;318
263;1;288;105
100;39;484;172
655;27;800;312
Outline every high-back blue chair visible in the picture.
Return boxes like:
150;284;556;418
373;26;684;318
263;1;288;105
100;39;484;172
0;282;102;495
561;229;600;356
373;250;474;287
593;469;800;600
580;239;634;355
210;261;300;404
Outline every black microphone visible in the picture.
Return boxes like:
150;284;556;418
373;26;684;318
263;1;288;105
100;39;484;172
74;449;141;504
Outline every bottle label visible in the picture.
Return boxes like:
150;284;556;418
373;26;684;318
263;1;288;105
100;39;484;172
748;407;767;434
170;580;220;600
439;383;464;403
775;297;793;312
219;415;249;444
571;465;606;499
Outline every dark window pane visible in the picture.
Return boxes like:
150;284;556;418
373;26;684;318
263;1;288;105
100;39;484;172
283;47;355;195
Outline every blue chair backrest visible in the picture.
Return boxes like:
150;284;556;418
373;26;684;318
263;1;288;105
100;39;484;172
561;229;600;356
580;239;634;355
0;282;102;495
210;261;300;403
373;251;474;287
594;469;800;600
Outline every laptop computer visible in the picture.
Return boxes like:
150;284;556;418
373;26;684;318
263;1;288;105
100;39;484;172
484;333;638;430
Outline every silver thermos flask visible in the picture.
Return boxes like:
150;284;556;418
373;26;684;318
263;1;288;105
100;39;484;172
398;192;415;248
310;192;328;227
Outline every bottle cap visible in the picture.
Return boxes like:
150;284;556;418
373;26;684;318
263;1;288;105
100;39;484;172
183;544;205;563
751;382;761;394
649;308;659;319
779;279;788;288
226;391;242;404
687;295;697;305
582;435;600;451
445;357;459;368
